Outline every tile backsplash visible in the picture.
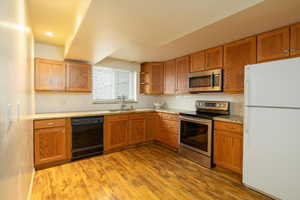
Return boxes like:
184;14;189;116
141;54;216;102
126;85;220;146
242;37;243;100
157;93;244;116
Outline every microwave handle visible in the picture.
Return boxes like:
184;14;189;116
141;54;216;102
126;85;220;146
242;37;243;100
210;73;214;88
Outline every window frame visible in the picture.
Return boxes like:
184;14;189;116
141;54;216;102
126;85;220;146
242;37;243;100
92;66;138;104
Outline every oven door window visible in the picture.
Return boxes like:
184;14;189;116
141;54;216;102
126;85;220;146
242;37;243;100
189;76;212;88
181;121;209;153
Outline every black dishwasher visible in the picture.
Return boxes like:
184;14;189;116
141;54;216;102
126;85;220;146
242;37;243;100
71;116;104;160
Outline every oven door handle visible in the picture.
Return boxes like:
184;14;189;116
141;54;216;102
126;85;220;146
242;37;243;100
180;116;211;124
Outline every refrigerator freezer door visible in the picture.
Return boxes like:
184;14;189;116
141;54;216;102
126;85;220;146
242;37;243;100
245;57;300;108
243;106;300;200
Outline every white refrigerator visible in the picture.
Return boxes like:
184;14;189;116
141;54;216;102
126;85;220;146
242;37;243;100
244;57;300;200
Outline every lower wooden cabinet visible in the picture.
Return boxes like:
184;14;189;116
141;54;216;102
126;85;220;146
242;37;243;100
34;118;69;168
104;114;147;151
214;121;243;174
104;119;129;150
129;118;146;145
156;113;180;149
145;112;160;141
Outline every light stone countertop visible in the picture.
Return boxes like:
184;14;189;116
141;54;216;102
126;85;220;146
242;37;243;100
33;108;243;124
32;108;192;120
213;115;244;124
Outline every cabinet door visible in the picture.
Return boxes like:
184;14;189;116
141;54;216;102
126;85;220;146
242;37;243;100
164;60;176;94
205;46;223;70
35;58;66;91
190;51;205;72
291;23;300;56
176;56;190;94
214;122;243;174
104;120;128;151
66;63;91;92
257;27;290;62
150;63;164;94
35;127;67;166
224;37;257;93
146;113;159;141
129;119;146;145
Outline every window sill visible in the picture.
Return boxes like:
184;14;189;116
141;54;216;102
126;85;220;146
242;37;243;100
93;100;138;104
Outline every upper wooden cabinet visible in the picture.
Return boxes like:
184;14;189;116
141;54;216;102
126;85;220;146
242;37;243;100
66;62;91;92
35;58;91;93
190;46;223;72
205;46;223;70
291;23;300;56
164;60;176;95
257;27;290;62
140;62;164;95
190;51;205;72
176;56;190;94
224;37;257;93
35;58;66;91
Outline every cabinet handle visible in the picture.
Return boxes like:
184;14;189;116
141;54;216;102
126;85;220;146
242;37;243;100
290;48;299;52
283;49;290;53
47;122;54;126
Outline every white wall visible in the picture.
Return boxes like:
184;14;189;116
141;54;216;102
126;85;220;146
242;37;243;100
157;93;244;116
0;0;35;199
34;43;156;113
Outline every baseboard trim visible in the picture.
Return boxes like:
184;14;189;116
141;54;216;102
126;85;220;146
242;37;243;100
26;168;35;200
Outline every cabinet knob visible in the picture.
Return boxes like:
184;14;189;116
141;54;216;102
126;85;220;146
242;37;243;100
47;122;54;126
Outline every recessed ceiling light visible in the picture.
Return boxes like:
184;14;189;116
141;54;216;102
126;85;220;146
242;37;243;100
45;32;54;37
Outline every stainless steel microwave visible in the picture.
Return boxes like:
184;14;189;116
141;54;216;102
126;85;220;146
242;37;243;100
188;69;222;93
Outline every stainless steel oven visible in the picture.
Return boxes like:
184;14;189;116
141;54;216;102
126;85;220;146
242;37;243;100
189;69;222;93
179;100;230;168
180;116;213;168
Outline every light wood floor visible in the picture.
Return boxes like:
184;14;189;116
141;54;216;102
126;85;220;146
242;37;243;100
32;144;272;200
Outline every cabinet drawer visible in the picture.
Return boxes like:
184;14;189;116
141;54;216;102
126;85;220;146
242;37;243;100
34;118;65;129
145;112;159;119
214;121;243;133
161;120;179;130
105;114;129;121
129;113;146;119
159;113;179;121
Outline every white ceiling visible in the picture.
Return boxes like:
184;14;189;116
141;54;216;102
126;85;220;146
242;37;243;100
27;0;82;46
28;0;300;64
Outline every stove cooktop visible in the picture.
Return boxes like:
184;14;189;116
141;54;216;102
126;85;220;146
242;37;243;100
179;111;228;120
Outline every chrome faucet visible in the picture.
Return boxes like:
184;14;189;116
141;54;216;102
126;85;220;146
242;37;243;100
118;95;127;110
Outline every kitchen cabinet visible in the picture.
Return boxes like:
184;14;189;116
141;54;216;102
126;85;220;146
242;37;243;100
224;36;257;93
291;22;300;57
156;113;179;149
176;56;190;94
257;27;290;62
35;58;66;91
35;58;92;93
66;62;91;92
145;112;160;141
190;51;205;72
205;46;223;70
214;121;243;174
128;114;146;145
104;114;129;151
190;46;223;73
140;62;164;95
164;60;177;95
34;118;69;168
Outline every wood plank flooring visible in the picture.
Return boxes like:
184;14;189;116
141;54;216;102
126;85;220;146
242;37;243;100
31;144;272;200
